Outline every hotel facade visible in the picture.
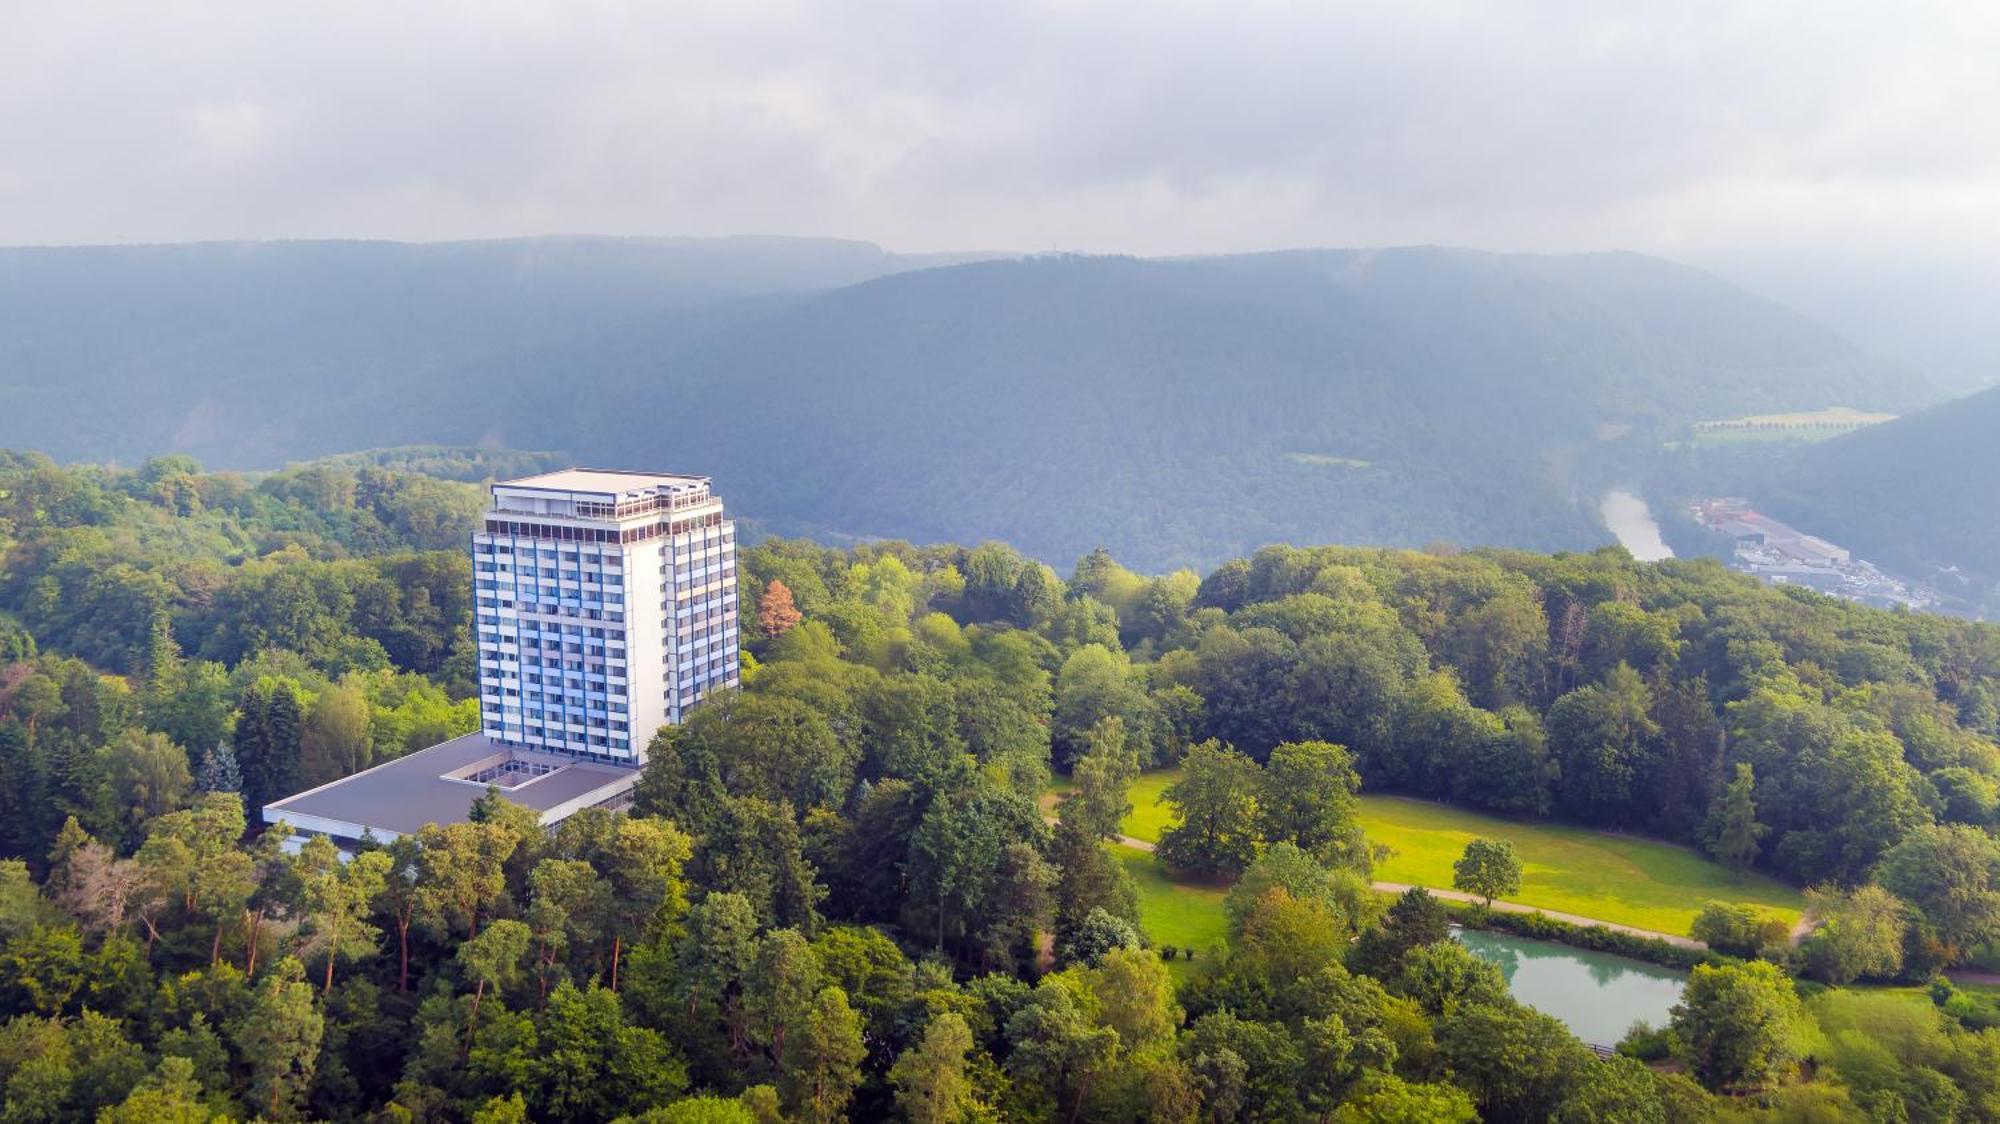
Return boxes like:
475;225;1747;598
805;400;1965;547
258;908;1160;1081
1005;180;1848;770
264;468;738;842
474;469;740;763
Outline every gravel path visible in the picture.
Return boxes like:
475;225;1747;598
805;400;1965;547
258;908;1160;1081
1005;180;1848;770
1368;881;1707;950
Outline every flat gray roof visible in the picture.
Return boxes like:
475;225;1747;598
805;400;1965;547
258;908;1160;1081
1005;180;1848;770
498;468;708;496
263;732;639;839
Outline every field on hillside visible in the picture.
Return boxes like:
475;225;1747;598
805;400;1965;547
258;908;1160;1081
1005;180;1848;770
1689;405;1896;446
1061;770;1805;938
1358;795;1804;936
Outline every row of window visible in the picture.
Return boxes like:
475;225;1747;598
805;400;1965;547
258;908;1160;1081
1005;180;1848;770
476;542;625;568
478;593;627;615
483;520;627;543
483;724;630;755
476;567;625;585
621;513;729;543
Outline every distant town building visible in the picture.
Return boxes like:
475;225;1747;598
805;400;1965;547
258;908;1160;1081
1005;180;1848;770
264;469;740;843
1689;497;1937;613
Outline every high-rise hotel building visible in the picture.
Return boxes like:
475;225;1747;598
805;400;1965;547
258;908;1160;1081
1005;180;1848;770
264;468;738;844
473;469;740;762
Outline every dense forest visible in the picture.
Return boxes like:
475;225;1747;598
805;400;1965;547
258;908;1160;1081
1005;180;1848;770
1;451;1998;1120
0;242;1924;569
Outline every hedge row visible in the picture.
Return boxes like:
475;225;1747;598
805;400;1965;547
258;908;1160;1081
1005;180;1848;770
1440;900;1734;972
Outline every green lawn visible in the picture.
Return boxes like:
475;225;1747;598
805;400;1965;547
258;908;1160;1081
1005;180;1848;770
1122;770;1181;842
1041;769;1181;842
1359;794;1804;937
1112;845;1228;976
1047;771;1804;940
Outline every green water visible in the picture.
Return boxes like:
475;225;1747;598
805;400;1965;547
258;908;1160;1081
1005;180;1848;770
1457;927;1685;1046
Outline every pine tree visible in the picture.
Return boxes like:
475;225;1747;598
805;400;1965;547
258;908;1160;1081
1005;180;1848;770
144;614;182;704
1707;763;1767;878
236;678;304;813
235;958;325;1121
196;743;242;795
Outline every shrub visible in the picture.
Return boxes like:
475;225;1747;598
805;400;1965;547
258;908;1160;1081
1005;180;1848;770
1440;899;1726;971
1616;1021;1676;1062
1691;901;1775;958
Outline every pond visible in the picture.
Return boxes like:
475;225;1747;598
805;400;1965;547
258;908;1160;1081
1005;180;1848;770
1456;927;1685;1046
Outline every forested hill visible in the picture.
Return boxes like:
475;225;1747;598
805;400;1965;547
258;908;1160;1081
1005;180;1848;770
0;235;988;467
1761;385;2000;610
589;249;1914;569
1;241;1916;569
3;453;2000;1119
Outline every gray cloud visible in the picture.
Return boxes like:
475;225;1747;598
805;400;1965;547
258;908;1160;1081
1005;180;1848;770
3;0;1998;259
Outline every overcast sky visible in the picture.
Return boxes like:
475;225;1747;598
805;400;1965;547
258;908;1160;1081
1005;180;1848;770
5;0;2000;261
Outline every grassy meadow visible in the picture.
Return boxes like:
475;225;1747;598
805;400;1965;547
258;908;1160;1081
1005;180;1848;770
1112;846;1230;975
1358;794;1805;936
1057;768;1806;939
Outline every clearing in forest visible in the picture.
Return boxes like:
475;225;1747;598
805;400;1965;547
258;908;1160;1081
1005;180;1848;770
1113;846;1230;975
1357;794;1804;936
1063;770;1806;939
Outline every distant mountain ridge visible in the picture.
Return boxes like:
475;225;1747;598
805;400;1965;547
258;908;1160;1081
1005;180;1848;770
0;238;1918;569
0;235;998;465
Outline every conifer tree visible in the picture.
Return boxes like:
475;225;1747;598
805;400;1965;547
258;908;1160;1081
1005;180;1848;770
195;743;241;795
1708;763;1767;877
236;678;304;813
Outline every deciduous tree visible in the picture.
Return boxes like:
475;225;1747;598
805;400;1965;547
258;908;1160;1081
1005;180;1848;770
1257;740;1366;870
1156;741;1261;877
758;581;803;640
1671;960;1807;1091
1875;823;2000;962
1451;838;1520;908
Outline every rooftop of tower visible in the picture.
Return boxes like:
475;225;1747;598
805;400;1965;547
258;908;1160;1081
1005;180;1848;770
499;467;710;497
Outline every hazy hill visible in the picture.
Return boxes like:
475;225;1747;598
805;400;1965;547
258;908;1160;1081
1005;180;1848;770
560;249;1914;568
1760;385;2000;609
0;235;991;465
0;240;1915;569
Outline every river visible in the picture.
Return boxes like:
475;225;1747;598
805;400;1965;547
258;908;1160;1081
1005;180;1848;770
1599;489;1674;562
1457;928;1685;1046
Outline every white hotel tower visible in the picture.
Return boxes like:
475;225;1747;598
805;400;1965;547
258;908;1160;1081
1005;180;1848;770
264;468;738;844
474;469;740;760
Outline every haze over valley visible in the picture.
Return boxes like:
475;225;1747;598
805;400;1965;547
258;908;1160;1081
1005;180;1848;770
0;236;1948;577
